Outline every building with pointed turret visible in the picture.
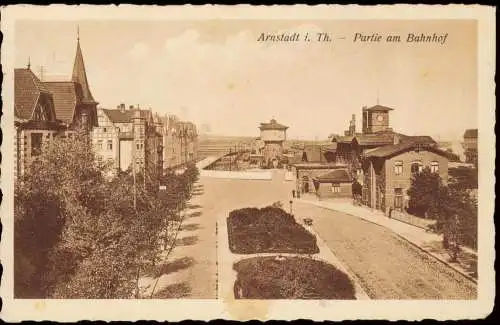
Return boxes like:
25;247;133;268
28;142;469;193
14;32;98;180
43;34;98;131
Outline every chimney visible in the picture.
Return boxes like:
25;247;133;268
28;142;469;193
362;106;368;134
120;103;125;112
129;105;134;110
393;133;400;144
349;114;356;136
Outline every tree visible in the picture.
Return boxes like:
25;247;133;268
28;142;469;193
449;166;478;190
15;134;185;299
445;148;461;162
432;186;478;253
406;167;444;218
15;134;113;297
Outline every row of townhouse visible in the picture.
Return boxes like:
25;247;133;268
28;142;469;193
14;34;198;182
92;104;198;177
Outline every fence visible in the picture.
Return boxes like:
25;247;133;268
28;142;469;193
391;210;436;230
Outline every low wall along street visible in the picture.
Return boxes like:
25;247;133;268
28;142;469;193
197;155;273;180
200;169;273;180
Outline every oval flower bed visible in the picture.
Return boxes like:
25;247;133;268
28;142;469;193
227;206;319;254
233;256;356;299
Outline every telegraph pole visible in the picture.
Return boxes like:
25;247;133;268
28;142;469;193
132;129;137;211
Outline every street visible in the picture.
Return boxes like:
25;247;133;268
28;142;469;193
155;170;476;299
293;201;477;299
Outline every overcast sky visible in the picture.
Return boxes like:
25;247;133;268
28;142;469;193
15;19;477;140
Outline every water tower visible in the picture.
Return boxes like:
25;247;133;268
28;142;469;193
259;118;288;168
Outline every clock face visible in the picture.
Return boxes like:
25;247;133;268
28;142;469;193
377;114;384;122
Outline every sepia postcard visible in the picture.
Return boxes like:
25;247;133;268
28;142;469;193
0;4;496;322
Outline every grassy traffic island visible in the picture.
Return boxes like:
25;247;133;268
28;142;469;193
233;256;356;299
227;206;320;254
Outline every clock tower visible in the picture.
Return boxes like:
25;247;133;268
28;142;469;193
362;104;393;134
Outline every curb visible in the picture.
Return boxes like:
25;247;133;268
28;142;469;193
296;199;478;287
394;233;478;285
305;225;371;300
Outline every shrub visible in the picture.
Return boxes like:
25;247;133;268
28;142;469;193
233;256;355;299
227;206;319;254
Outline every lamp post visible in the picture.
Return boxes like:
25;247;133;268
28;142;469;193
289;200;293;215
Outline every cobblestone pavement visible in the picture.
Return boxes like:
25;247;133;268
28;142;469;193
293;201;477;299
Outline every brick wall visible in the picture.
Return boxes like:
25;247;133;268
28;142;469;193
383;149;449;214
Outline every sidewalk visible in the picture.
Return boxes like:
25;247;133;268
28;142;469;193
296;196;478;283
138;181;217;299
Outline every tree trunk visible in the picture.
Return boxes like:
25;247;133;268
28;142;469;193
442;224;450;249
135;267;141;299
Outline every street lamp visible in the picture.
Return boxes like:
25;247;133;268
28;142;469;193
289;200;293;215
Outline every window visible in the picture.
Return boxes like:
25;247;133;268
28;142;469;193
430;161;439;173
34;104;47;121
394;188;403;210
107;140;113;150
31;133;43;156
97;140;103;150
394;161;403;176
331;183;341;193
411;161;423;174
103;128;107;133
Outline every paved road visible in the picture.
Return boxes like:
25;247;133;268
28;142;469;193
154;169;475;299
150;170;293;298
293;201;477;299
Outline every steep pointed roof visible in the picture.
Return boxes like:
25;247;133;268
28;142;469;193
72;39;97;104
15;68;54;120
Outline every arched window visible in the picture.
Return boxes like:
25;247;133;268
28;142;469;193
411;161;423;174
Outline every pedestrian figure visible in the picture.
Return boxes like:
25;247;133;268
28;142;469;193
292;190;296;198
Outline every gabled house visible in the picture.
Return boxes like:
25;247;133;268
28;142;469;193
14;35;99;181
92;104;164;178
361;142;449;214
14;67;65;180
312;169;353;199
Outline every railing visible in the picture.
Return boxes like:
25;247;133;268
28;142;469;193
391;210;436;230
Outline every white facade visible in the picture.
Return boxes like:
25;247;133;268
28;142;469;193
92;109;119;170
260;129;286;142
119;140;133;171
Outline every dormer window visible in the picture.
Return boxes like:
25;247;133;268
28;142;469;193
33;104;47;121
